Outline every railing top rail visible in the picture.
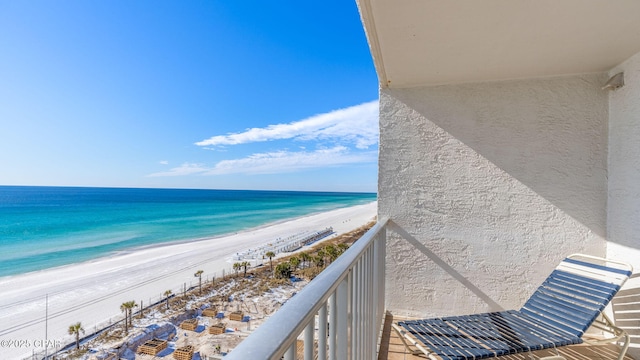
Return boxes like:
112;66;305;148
225;217;388;359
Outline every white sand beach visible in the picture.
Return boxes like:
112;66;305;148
0;202;377;359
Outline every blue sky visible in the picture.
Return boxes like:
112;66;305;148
0;1;379;192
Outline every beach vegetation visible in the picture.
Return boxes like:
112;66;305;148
126;300;137;327
164;289;172;309
324;244;339;264
265;251;276;274
314;253;325;268
316;249;326;264
62;221;375;358
300;266;323;280
194;270;204;294
289;256;300;270
67;322;84;350
120;303;128;334
300;252;311;268
241;261;250;278
275;262;292;279
120;301;137;334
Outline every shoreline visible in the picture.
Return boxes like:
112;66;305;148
111;202;367;254
0;201;376;281
0;201;377;359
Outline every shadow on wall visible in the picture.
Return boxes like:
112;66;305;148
612;274;640;351
390;73;609;238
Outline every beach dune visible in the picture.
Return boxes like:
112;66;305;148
0;202;377;359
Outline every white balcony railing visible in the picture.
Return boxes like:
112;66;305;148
226;218;388;360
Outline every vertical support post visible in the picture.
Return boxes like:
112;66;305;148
329;293;337;360
372;245;378;359
360;258;365;360
364;250;375;359
337;277;348;360
373;234;380;353
304;319;314;360
365;248;372;360
319;303;328;360
375;227;386;333
351;263;358;360
284;341;296;360
371;244;377;359
381;228;387;328
362;250;368;360
372;245;377;359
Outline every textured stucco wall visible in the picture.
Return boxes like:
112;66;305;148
379;74;609;317
607;51;640;356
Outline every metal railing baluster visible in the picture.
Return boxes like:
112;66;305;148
304;320;314;360
319;304;327;360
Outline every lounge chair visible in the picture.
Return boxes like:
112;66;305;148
393;254;633;360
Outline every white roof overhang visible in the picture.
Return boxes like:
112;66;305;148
356;0;640;88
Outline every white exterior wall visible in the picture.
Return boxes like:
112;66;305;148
608;51;640;356
379;74;609;317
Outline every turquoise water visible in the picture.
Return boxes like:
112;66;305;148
0;186;376;277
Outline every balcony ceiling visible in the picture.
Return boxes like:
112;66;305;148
357;0;640;88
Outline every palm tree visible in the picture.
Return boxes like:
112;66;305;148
241;261;250;278
300;252;311;269
324;244;339;264
265;251;275;274
164;290;172;310
124;300;137;327
120;302;129;334
194;270;204;294
233;262;241;278
316;249;326;268
120;301;136;334
289;256;300;271
275;262;292;279
68;322;84;350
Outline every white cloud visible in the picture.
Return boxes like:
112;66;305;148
147;147;376;177
195;100;378;149
159;160;169;165
151;101;379;178
147;163;208;177
205;146;377;175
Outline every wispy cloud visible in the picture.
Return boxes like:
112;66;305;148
195;100;378;149
206;146;377;175
148;163;208;177
147;147;376;177
150;101;379;178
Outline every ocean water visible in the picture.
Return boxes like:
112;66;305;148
0;186;376;278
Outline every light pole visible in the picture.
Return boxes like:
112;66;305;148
44;294;48;359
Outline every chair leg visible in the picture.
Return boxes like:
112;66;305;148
390;323;431;357
617;332;630;360
599;312;630;360
537;344;566;360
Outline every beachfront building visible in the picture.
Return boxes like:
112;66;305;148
230;1;640;359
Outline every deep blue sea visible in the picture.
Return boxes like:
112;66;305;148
0;186;376;277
